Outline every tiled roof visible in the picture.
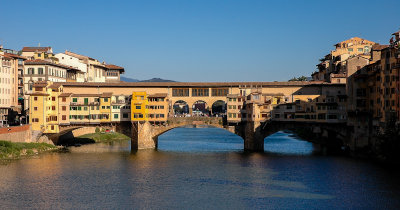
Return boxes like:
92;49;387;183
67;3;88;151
100;92;113;97
71;94;101;97
4;53;27;60
105;64;124;70
57;81;323;88
48;84;62;89
148;93;168;98
32;82;48;87
22;47;52;52
262;93;284;96
28;92;49;96
59;93;73;97
25;59;81;71
372;44;389;51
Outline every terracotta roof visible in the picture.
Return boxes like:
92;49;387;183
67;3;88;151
100;92;113;97
33;82;48;87
22;47;52;52
105;64;124;70
4;53;27;60
59;93;73;97
48;84;62;89
25;59;81;71
372;44;389;51
57;81;322;88
262;93;284;96
148;93;168;98
71;94;101;97
28;92;49;96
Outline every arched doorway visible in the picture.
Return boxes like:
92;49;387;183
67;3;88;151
173;100;189;116
192;100;209;116
211;100;226;117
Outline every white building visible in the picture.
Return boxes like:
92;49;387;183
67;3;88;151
55;53;87;82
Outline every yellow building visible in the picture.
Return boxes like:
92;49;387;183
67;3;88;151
147;93;169;122
21;47;58;63
331;37;375;58
99;93;112;123
131;92;148;121
29;82;63;133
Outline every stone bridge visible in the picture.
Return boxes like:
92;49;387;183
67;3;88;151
49;117;348;152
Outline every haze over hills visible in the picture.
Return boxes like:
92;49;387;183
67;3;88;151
120;76;176;83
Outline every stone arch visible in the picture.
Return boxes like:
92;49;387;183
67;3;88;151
191;100;209;116
258;121;347;151
172;100;189;115
211;100;226;116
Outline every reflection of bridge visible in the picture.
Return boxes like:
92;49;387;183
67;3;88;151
52;117;347;151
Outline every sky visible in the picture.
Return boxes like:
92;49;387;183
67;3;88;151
1;0;399;82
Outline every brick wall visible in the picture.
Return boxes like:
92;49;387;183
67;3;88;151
0;125;32;143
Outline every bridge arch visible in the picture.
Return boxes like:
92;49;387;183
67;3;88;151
173;100;189;115
211;100;226;116
191;100;209;116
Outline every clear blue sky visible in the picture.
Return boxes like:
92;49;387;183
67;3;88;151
1;0;399;82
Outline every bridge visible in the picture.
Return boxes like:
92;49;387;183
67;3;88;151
31;81;350;151
50;116;348;152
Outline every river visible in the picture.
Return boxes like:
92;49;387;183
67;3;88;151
1;127;400;209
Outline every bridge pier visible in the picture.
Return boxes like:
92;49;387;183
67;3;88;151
131;121;158;150
243;121;264;152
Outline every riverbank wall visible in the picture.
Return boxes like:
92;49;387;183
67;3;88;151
0;125;32;143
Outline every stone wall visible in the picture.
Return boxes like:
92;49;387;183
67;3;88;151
72;127;97;137
0;125;32;143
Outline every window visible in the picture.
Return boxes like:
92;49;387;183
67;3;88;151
38;68;44;74
34;97;38;101
136;105;141;109
52;106;56;110
84;98;88;104
34;107;38;111
62;106;66;111
62;97;66;102
52;97;56;101
211;88;228;96
104;98;109;102
357;48;363;52
62;115;66;120
72;98;77;102
114;114;119;119
348;48;353;52
172;88;189;97
123;113;129;118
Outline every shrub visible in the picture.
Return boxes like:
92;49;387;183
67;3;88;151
95;127;100;133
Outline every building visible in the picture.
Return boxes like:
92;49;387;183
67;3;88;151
313;37;376;83
23;59;84;114
64;51;107;83
105;64;125;82
55;53;87;82
29;82;63;133
21;47;58;63
0;49;20;126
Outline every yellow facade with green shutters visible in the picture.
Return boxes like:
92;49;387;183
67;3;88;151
29;82;63;133
99;94;112;123
131;92;148;121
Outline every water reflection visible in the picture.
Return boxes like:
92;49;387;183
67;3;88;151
0;128;400;209
264;131;316;155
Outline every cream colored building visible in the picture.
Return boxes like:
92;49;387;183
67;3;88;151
64;51;107;83
0;51;19;126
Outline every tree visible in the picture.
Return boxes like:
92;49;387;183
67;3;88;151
288;76;308;81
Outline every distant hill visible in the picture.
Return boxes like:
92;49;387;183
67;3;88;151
140;78;176;82
120;76;140;82
121;76;176;83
